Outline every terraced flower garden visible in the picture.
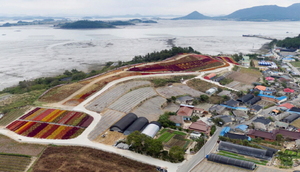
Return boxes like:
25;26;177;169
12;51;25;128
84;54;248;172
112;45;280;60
216;56;239;65
128;54;224;72
6;108;93;139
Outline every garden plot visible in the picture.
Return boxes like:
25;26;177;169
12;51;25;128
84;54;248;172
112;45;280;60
132;96;166;121
156;84;205;98
157;129;191;150
108;87;157;113
86;80;151;113
88;109;125;140
225;81;253;91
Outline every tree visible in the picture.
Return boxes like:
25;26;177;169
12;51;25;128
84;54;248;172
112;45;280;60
158;112;176;128
169;146;185;162
199;95;209;102
194;137;205;152
191;115;200;122
276;134;284;142
145;139;163;157
211;118;225;127
210;125;216;136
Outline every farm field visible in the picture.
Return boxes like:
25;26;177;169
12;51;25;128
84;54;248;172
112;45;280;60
225;81;254;91
64;72;144;106
156;83;205;98
128;54;224;72
226;71;260;85
157;129;191;150
0;134;46;156
39;82;85;103
108;87;157;113
88;109;125;141
0;154;32;172
86;80;151;113
191;159;251;172
132;96;166;121
291;118;300;128
6;108;93;139
0;106;31;126
32;146;157;172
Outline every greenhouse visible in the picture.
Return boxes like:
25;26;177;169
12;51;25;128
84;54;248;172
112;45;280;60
141;121;161;138
218;141;272;160
207;153;256;170
110;113;138;133
123;117;149;135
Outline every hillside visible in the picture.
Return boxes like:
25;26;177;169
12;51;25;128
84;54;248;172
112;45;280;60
172;11;210;20
224;3;300;21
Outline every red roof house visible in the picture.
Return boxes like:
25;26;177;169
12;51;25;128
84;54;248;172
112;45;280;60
204;73;216;80
278;103;294;110
283;88;295;93
177;106;193;117
265;77;275;81
189;120;211;135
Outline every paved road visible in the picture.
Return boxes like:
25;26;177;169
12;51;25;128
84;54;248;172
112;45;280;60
177;127;222;172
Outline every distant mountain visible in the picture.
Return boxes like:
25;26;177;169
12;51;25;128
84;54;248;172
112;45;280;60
224;3;300;21
174;3;300;21
172;11;210;20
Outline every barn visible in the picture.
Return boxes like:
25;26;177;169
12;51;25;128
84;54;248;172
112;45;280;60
207;153;256;170
123;117;149;135
141;121;162;138
110;113;138;133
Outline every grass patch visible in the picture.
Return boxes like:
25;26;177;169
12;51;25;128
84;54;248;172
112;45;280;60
290;61;300;67
187;79;221;93
158;132;175;143
151;75;196;87
158;128;167;135
239;67;261;76
218;150;268;165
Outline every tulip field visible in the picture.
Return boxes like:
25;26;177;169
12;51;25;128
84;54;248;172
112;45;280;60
128;54;224;72
6;108;93;139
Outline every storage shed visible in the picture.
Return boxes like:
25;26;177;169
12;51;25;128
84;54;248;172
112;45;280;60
123;117;149;135
110;113;138;133
207;153;256;170
141;121;162;138
204;73;216;80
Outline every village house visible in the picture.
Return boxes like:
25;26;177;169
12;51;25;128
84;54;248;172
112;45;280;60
249;105;263;114
189;120;211;135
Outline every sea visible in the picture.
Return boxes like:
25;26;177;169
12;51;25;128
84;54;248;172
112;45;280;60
1;19;300;90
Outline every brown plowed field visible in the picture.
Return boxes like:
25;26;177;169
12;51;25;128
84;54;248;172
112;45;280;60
32;146;156;172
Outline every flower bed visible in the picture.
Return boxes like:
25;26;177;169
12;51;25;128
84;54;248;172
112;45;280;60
6;108;93;140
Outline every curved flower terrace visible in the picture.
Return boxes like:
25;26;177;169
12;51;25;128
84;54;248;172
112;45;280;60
6;108;93;139
128;54;225;72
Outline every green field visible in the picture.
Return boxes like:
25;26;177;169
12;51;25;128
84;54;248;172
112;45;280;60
157;129;190;149
290;61;300;67
218;150;268;165
0;154;32;172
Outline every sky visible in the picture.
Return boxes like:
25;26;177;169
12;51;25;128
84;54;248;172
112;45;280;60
0;0;299;17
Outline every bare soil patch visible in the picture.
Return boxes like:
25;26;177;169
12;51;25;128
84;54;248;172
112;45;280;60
226;71;260;85
94;130;126;145
32;146;156;172
187;79;221;93
0;134;46;156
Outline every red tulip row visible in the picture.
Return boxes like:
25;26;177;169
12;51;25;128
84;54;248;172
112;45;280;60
6;120;84;139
